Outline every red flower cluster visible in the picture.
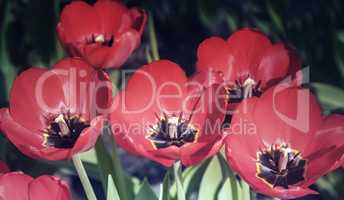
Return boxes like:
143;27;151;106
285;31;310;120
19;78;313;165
0;0;342;199
195;29;344;198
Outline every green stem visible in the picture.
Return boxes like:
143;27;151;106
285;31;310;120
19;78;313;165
95;127;129;200
72;155;97;200
173;161;186;200
148;13;160;61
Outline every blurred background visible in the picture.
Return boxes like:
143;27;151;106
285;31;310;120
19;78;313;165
0;0;343;199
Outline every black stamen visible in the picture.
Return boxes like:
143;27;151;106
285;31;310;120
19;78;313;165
256;144;306;189
147;113;198;149
43;113;90;149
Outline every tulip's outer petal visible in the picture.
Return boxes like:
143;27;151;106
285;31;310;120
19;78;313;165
286;45;302;78
302;115;344;185
84;30;140;68
71;116;104;156
94;0;128;34
94;70;113;113
125;60;187;116
226;28;272;82
9;67;65;131
57;1;100;43
255;43;290;89
0;108;44;150
250;86;322;152
0;109;72;160
226;97;266;157
184;84;227;141
0;161;9;174
196;37;233;81
254;185;318;199
188;70;224;90
181;137;224;166
0;172;33;200
53;58;112;119
29;175;72;200
126;8;147;36
225;98;266;186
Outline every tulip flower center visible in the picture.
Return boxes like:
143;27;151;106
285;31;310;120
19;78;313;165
146;113;198;149
90;34;114;47
43;113;90;148
256;144;306;189
228;77;262;103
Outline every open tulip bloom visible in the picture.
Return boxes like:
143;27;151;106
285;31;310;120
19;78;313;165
225;84;344;199
110;60;228;167
0;172;72;200
57;0;147;69
197;28;301;113
0;58;112;160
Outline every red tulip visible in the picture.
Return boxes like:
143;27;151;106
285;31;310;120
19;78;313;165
197;28;301;105
0;161;9;174
57;0;147;69
110;60;227;167
0;172;72;200
225;85;344;199
0;58;112;160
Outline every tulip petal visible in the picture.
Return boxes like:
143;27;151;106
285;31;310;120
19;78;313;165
0;161;9;174
226;28;272;81
94;0;128;34
9;67;65;131
28;175;72;200
57;1;100;43
196;37;232;80
255;43;289;89
0;172;32;200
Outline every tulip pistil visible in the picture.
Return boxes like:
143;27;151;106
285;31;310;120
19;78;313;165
43;113;90;149
146;113;198;149
256;144;306;189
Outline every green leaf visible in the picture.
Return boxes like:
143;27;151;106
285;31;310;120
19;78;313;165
198;156;223;200
310;82;344;111
135;179;158;200
159;170;171;200
336;30;344;44
197;0;219;26
217;153;240;200
174;162;186;200
218;178;233;200
183;159;211;197
240;180;251;200
148;13;159;61
107;175;120;200
169;159;211;199
79;149;98;165
225;13;238;32
95;129;130;200
266;0;285;33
